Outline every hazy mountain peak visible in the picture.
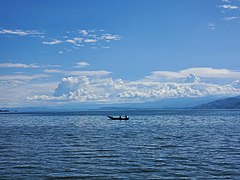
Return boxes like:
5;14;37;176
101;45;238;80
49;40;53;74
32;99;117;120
184;74;201;83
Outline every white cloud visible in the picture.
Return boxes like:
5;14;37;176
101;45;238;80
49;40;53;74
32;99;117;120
100;34;121;41
4;66;239;106
43;39;62;45
79;30;89;36
180;68;240;78
45;64;62;68
0;63;40;68
64;70;111;76
28;73;240;104
220;4;239;9
84;39;97;43
0;80;57;107
43;38;84;47
224;16;239;21
222;0;231;2
0;65;237;106
218;1;240;26
43;69;65;73
74;61;90;68
0;28;43;36
0;74;48;81
208;22;216;30
43;68;111;77
145;68;240;82
25;67;240;105
0;28;120;52
65;37;83;46
42;29;121;49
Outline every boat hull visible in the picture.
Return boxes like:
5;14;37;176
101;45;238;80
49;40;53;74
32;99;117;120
107;116;129;120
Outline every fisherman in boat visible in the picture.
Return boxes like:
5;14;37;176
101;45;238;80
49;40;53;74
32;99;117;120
107;115;129;120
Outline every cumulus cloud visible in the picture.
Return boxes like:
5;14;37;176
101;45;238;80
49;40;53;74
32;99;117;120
29;74;240;104
0;28;43;36
74;61;90;68
0;63;40;68
4;66;234;105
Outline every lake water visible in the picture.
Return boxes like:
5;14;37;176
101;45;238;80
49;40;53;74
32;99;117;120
0;110;240;179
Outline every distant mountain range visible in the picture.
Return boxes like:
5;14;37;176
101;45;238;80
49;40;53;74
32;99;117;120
194;96;240;109
1;95;237;112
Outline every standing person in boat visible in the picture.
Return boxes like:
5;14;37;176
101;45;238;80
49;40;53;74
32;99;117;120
124;115;128;119
119;115;122;120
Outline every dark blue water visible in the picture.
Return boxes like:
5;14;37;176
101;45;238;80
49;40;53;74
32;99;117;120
0;110;240;179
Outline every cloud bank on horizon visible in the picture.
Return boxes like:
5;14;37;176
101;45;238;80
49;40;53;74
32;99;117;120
0;61;240;107
28;73;240;104
28;66;240;104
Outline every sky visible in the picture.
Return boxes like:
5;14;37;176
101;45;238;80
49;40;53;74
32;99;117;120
1;0;240;107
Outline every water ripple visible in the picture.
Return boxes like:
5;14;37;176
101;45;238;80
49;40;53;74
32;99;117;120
0;110;240;179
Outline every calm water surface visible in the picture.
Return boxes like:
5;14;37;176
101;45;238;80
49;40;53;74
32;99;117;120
0;110;240;179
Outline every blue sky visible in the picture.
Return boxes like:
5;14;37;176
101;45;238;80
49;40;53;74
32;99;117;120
1;0;240;107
